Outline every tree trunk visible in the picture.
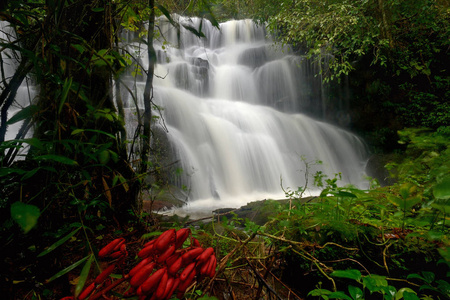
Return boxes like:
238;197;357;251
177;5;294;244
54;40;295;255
4;0;139;223
140;0;156;175
378;0;393;48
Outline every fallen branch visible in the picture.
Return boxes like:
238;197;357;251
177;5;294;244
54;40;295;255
245;257;283;300
204;232;258;293
254;256;303;300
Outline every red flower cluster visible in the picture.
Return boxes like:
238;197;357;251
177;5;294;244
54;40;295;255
66;228;217;300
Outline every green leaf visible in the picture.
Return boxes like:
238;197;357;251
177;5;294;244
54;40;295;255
348;285;363;300
395;288;418;300
22;138;44;150
11;202;40;234
71;128;115;139
402;292;420;300
0;168;27;177
382;286;397;300
419;284;437;292
437;246;450;261
406;273;424;281
91;7;104;12
433;175;450;199
141;231;163;240
21;167;40;180
407;271;434;284
46;255;89;283
329;291;352;300
436;279;450;296
75;254;94;298
156;4;178;28
7;105;40;125
182;24;206;38
58;78;73;114
35;154;78;166
197;296;219;300
399;183;415;200
71;43;86;54
330;191;357;198
331;269;362;281
430;200;450;213
98;150;110;165
38;227;81;257
387;194;421;211
308;289;332;297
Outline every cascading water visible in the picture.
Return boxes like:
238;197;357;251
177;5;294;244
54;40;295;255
121;16;369;213
0;21;35;143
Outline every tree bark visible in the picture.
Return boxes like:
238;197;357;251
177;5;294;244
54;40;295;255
378;0;393;48
140;0;156;175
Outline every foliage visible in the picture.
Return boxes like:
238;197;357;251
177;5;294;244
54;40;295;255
1;1;449;299
262;0;449;135
307;269;441;300
208;128;449;299
0;1;221;298
266;0;449;81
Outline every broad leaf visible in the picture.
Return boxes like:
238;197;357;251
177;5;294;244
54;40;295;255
395;288;418;300
308;289;332;297
387;194;421;211
433;175;450;199
407;271;434;284
382;285;397;300
363;274;388;293
329;191;357;198
402;292;420;300
348;285;363;300
10;202;40;234
430;201;450;214
399;183;416;200
71;43;86;54
329;291;352;300
436;279;450;296
331;269;362;281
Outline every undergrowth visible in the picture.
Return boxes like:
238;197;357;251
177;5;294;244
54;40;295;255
3;127;449;299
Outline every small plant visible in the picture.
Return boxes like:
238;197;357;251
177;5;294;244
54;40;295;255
308;269;421;300
407;270;450;299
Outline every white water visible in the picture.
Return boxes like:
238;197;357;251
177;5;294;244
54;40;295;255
2;17;368;215
1;21;36;143
121;17;369;214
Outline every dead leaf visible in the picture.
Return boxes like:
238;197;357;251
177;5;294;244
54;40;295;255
102;177;112;207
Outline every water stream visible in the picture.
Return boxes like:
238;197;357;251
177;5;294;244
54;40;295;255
120;17;369;214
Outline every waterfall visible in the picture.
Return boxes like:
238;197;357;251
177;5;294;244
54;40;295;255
0;21;35;143
121;16;369;213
